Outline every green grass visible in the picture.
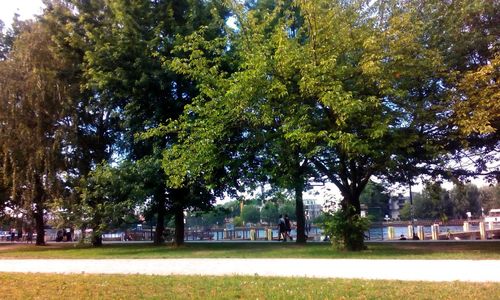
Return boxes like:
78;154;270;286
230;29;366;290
0;273;498;300
0;241;499;259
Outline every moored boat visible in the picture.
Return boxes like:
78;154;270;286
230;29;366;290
485;209;500;223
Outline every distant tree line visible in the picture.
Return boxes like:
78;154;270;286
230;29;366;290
186;196;298;229
399;183;500;221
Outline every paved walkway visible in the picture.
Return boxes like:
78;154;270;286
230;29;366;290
0;259;499;282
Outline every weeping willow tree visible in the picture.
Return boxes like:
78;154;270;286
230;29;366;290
0;20;76;245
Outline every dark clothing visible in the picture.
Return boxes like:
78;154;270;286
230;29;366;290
278;217;286;241
284;216;293;241
284;217;291;232
278;219;286;233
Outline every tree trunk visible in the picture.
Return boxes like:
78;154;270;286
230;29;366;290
294;180;307;243
33;177;46;246
292;152;307;244
91;214;103;246
34;206;45;246
80;225;86;243
91;228;103;246
343;191;366;251
173;204;185;246
154;188;166;245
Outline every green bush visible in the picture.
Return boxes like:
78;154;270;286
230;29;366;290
322;207;371;251
232;216;243;227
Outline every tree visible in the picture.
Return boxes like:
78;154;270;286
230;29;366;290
145;0;497;251
359;181;390;220
232;216;243;227
185;205;227;229
223;200;241;218
72;0;229;246
450;183;481;219
165;0;323;244
39;0;123;244
0;17;83;245
241;205;260;224
398;202;412;221
407;0;499;180
479;185;500;213
78;161;145;246
260;202;279;225
411;182;453;221
278;202;296;222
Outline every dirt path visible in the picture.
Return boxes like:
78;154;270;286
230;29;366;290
0;258;499;282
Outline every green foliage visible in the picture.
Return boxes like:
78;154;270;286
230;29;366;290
359;181;390;220
232;216;243;227
260;202;279;224
407;182;452;220
1;0;497;252
278;202;296;221
450;183;481;218
0;18;80;244
78;161;145;244
479;185;500;213
311;212;331;227
322;207;371;251
223;200;241;218
398;202;412;221
241;205;260;224
186;207;227;229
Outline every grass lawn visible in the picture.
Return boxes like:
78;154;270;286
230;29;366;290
0;241;499;259
0;273;498;300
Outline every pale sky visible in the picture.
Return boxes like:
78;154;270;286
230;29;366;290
0;0;44;28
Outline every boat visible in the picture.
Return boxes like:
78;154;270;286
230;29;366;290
484;209;500;223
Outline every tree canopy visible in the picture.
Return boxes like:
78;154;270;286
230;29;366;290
0;0;498;251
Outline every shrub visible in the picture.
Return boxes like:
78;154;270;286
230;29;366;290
321;206;370;251
232;216;243;227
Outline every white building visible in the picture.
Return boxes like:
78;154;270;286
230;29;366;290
303;199;323;221
388;193;408;220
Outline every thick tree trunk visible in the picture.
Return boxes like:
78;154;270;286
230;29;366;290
292;152;307;244
173;204;185;246
33;176;46;246
343;191;366;251
34;206;45;246
312;157;370;251
154;189;166;245
294;181;307;243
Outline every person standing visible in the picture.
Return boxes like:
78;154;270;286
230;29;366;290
26;229;33;244
278;215;286;241
284;215;293;241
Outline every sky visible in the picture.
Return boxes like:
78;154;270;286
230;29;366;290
0;0;44;28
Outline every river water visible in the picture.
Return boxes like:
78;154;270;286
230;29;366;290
367;225;477;240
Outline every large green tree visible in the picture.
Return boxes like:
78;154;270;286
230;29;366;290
71;0;229;246
0;19;78;245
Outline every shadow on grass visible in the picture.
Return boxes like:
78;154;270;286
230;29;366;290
0;241;499;259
